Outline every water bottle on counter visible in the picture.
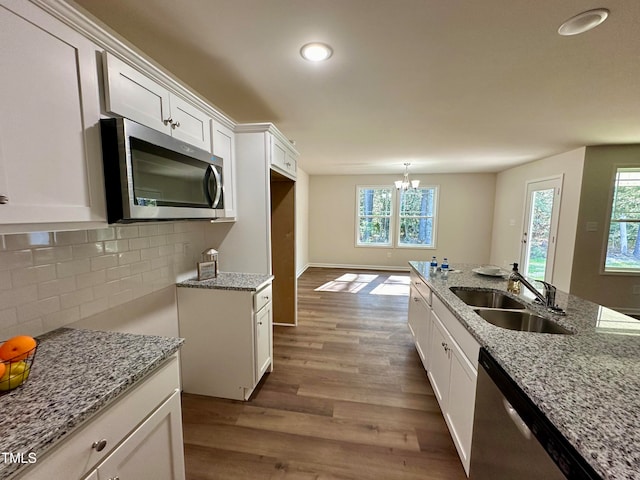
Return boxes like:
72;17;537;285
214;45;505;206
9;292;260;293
430;256;438;275
441;258;449;279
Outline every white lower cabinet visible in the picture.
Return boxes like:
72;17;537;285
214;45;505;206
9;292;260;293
16;356;185;480
408;283;430;369
91;390;184;480
409;270;480;478
177;282;273;400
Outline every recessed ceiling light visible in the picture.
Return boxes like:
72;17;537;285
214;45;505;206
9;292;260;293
558;8;609;36
300;42;333;62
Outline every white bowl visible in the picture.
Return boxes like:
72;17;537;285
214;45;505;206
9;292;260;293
479;266;501;275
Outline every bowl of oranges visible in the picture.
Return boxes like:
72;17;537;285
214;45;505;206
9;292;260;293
0;335;37;392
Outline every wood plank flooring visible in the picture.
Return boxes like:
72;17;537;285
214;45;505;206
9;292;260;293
182;267;466;479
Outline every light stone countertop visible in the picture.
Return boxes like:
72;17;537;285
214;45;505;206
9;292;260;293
409;261;640;480
0;328;183;480
177;272;274;291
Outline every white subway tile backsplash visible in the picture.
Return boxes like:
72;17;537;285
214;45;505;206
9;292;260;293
72;242;105;259
17;296;60;323
60;287;94;309
116;225;139;239
76;269;107;288
0;270;11;290
91;254;118;271
56;258;91;278
0;308;17;330
33;246;73;265
0;250;33;271
5;232;53;250
38;277;76;299
128;237;150;251
87;227;115;242
54;230;88;245
0;221;207;338
104;239;129;253
11;264;57;287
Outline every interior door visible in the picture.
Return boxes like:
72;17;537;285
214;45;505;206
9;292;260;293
520;176;563;282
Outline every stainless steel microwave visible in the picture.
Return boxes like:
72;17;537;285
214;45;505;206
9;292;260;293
100;117;224;223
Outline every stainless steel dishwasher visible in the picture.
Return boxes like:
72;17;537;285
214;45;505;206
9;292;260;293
469;348;601;480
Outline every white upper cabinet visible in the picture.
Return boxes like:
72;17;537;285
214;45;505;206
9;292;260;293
270;134;297;180
0;0;106;231
103;52;212;151
212;120;237;220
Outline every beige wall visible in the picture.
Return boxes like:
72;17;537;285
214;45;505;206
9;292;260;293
295;168;310;276
0;222;207;339
490;148;585;291
309;173;496;270
570;145;640;312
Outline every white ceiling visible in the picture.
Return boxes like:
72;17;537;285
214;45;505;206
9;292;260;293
73;0;640;175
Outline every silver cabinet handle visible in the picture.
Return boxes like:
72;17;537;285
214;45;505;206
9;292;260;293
92;439;107;452
163;117;173;126
171;121;180;129
0;195;7;204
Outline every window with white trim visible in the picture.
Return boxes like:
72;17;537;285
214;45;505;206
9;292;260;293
605;167;640;272
356;186;393;247
356;185;438;248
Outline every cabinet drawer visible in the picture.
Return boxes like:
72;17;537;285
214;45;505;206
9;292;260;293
254;284;273;312
410;270;432;305
17;355;180;480
432;295;479;368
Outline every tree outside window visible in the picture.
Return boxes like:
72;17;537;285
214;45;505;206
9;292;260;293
398;187;437;247
605;167;640;272
356;187;393;246
356;185;438;248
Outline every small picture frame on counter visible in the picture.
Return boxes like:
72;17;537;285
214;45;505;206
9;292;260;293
197;261;218;280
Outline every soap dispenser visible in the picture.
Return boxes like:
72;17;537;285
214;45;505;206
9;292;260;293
507;263;521;294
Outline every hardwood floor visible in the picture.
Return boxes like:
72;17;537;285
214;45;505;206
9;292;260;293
182;267;466;479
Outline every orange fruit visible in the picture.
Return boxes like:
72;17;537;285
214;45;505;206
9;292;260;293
0;362;5;379
0;335;37;361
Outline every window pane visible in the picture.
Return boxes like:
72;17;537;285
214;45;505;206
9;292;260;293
605;221;640;271
399;217;433;246
400;188;434;216
611;169;640;220
358;217;391;245
358;188;392;216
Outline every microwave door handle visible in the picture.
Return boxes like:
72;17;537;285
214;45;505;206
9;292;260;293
206;165;222;208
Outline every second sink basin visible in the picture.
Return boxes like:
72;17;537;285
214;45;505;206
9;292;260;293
473;309;572;335
451;287;526;310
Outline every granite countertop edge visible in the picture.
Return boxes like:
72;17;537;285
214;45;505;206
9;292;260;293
177;272;274;291
0;328;184;480
408;261;640;480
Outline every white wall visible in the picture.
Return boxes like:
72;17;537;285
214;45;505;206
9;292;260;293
309;173;496;270
490;148;585;291
0;222;208;339
295;168;310;276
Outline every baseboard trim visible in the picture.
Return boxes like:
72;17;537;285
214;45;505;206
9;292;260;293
273;322;296;327
307;262;411;272
296;264;310;278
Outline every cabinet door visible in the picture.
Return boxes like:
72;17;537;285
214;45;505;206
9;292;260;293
408;284;429;368
97;390;185;480
446;345;477;475
82;470;98;480
168;94;211;151
212;120;236;219
103;52;172;135
0;0;105;226
427;311;451;411
255;301;273;379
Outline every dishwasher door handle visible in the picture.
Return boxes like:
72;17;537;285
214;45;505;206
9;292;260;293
503;398;532;440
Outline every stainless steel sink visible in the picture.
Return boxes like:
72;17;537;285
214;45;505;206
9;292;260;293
451;287;526;310
473;309;572;335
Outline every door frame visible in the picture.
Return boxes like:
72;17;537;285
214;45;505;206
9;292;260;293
520;174;564;283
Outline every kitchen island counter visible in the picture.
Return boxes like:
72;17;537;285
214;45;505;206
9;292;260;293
177;272;274;291
410;261;640;480
0;327;183;480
